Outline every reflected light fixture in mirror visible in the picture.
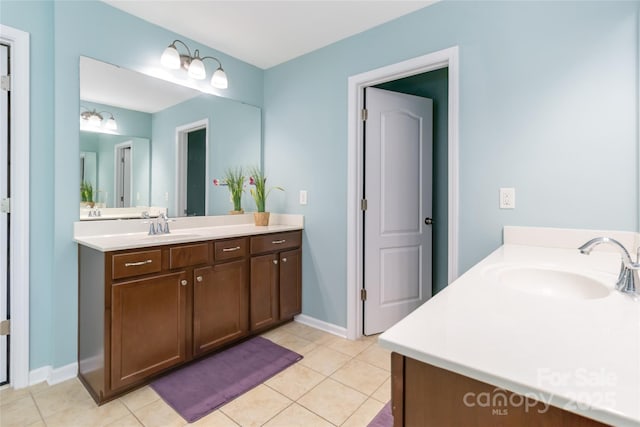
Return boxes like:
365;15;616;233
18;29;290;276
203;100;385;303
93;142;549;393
161;39;228;89
80;107;118;131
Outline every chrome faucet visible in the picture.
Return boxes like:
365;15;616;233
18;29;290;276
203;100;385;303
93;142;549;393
158;212;172;234
578;237;640;297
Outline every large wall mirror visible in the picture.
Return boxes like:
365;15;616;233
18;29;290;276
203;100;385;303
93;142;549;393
79;56;262;219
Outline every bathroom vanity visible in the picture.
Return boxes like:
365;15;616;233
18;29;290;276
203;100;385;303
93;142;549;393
380;226;640;427
74;214;303;404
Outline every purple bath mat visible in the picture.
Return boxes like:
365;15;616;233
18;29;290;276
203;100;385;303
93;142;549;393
150;336;302;423
368;402;393;427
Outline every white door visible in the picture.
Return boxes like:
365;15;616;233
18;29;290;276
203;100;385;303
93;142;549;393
115;143;132;208
0;42;9;384
363;87;433;335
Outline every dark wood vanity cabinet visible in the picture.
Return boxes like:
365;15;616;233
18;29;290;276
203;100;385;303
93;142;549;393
78;230;301;404
110;271;188;390
249;231;302;331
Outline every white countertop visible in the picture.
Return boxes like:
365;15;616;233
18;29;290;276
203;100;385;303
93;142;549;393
74;213;303;252
379;241;640;426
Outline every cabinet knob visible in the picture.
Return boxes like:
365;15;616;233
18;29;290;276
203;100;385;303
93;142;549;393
181;279;188;286
196;276;203;282
273;260;278;265
282;257;287;263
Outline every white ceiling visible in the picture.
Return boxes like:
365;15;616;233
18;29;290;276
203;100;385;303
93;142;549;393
102;0;436;69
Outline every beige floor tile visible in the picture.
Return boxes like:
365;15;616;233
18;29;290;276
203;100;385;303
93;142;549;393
220;384;291;427
261;327;291;344
31;378;96;418
0;394;43;427
265;363;325;400
341;397;385;427
0;386;31;405
27;420;46;427
355;344;391;371
331;359;389;396
104;413;144;427
119;386;160;411
326;337;374;357
371;377;391;403
274;332;317;355
43;398;130;427
303;329;341;345
263;403;333;427
133;398;186;427
189;410;238;427
297;378;367;426
277;321;317;337
299;346;352;376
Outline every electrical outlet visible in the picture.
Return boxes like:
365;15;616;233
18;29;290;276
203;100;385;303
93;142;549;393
500;187;515;209
299;190;308;205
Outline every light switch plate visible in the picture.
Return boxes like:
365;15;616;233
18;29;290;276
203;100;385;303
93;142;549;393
500;188;515;209
299;190;308;205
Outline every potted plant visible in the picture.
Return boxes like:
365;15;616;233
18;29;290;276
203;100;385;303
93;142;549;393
80;181;94;208
213;167;246;214
249;166;283;226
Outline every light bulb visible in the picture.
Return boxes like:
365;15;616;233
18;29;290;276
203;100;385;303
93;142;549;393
105;116;118;131
188;57;206;80
88;113;101;126
211;67;228;89
161;45;181;69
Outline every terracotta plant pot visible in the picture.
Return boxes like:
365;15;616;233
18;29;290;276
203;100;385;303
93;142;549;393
253;212;270;226
229;209;244;215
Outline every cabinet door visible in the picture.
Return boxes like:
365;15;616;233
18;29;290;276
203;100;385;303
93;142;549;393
250;253;279;330
279;248;302;320
111;272;187;390
193;261;249;355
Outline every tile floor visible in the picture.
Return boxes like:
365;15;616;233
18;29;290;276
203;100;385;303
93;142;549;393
0;322;391;427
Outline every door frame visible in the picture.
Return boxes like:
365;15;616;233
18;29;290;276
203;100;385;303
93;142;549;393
346;46;459;340
175;119;209;217
0;25;30;388
114;141;133;208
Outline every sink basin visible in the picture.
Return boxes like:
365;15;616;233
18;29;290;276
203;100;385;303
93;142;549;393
496;267;611;300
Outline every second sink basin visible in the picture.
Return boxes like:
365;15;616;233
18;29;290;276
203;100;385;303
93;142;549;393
489;266;611;300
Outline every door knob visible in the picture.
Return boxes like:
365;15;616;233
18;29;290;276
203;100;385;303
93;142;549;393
424;217;433;225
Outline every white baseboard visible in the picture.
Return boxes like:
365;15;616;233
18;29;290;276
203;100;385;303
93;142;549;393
29;362;78;386
294;314;347;338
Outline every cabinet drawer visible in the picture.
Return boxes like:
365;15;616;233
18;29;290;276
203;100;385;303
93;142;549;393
169;243;210;269
112;250;162;280
250;231;301;254
214;238;248;261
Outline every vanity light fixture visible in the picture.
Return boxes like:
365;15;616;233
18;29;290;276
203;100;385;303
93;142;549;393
80;107;118;130
160;39;228;89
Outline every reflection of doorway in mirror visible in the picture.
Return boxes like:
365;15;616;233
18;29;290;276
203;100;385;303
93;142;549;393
114;142;133;208
176;119;209;217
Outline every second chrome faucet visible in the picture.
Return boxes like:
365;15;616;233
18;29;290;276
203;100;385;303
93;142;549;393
579;237;639;298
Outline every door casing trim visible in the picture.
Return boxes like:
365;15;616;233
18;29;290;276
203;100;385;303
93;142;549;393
174;119;209;217
346;46;459;340
0;24;30;388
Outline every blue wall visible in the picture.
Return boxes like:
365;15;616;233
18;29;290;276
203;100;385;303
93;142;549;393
263;1;640;327
1;0;638;372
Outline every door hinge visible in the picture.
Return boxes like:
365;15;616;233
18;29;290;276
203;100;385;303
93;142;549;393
0;75;10;91
360;289;367;301
0;320;10;336
361;108;368;121
360;199;368;211
0;197;10;213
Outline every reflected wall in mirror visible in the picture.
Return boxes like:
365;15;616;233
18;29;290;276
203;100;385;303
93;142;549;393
79;56;262;219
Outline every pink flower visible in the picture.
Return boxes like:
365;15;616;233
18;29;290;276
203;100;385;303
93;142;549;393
213;179;220;186
249;176;255;185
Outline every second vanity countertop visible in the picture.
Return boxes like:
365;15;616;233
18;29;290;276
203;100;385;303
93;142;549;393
74;213;304;252
379;227;640;427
